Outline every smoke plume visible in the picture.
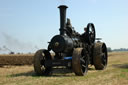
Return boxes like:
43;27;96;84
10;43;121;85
1;32;37;53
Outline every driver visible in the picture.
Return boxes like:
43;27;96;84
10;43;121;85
81;27;90;44
66;18;73;36
66;18;81;36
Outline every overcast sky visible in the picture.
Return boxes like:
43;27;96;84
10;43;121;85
0;0;128;53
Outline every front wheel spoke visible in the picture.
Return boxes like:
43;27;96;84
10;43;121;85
40;60;45;65
82;64;86;68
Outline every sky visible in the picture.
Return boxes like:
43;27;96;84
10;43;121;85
0;0;128;53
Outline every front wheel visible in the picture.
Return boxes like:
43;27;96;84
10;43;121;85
33;49;52;76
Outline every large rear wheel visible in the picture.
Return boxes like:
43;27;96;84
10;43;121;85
93;42;108;70
72;48;89;76
33;49;52;76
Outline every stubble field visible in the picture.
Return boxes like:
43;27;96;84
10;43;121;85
0;52;128;85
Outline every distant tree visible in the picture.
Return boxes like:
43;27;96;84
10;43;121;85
17;52;21;54
9;52;15;54
28;52;31;54
107;47;112;52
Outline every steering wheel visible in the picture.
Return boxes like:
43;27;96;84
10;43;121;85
86;23;96;44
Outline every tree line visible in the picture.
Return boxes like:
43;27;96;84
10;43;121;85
107;47;128;52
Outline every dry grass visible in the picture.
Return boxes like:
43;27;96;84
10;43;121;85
0;52;128;85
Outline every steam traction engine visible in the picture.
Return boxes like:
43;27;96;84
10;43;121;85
33;5;108;76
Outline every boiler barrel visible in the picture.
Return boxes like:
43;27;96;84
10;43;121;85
50;35;73;53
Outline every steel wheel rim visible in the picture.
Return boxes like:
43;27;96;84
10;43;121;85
80;49;88;73
101;44;107;66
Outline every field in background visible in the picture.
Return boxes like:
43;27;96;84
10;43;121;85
0;54;34;65
0;52;128;85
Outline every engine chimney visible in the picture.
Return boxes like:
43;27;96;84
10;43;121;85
58;5;68;35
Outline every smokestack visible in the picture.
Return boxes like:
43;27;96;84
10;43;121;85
58;5;68;35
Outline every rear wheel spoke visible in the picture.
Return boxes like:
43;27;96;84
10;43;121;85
80;58;85;64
